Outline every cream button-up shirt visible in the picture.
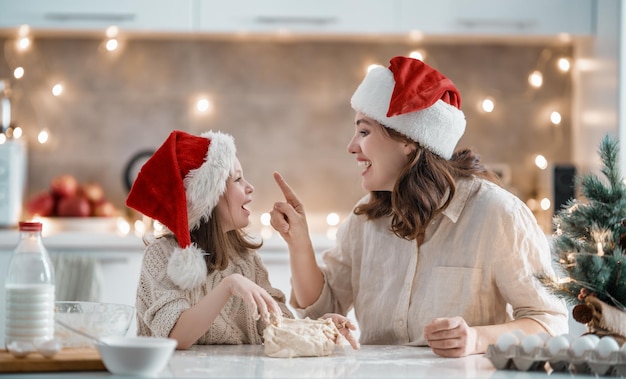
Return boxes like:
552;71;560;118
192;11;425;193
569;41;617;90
293;176;568;345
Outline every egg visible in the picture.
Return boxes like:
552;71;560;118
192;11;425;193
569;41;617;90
521;334;545;354
536;332;550;343
546;335;570;356
596;336;620;358
571;336;596;357
511;329;526;341
583;334;600;346
496;332;520;353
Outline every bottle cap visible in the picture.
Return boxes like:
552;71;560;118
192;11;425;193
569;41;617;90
18;221;42;231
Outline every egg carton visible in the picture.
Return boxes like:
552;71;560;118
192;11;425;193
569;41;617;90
485;344;626;376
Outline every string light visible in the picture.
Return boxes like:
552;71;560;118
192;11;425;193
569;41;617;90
534;154;548;170
481;98;495;113
196;97;213;113
540;197;551;211
260;212;271;226
528;70;543;88
13;67;24;79
12;126;22;138
409;50;424;61
51;84;63;97
105;38;118;52
550;111;562;125
326;212;340;226
557;58;571;72
37;130;49;144
367;64;382;72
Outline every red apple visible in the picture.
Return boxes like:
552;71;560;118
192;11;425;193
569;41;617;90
25;191;55;217
50;174;78;198
57;195;91;217
92;199;116;217
80;182;104;203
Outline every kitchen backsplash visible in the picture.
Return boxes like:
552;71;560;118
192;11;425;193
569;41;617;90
0;36;572;231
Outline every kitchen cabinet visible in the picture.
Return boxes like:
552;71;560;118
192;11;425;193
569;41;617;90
397;0;595;37
0;0;194;33
195;0;397;35
0;0;595;37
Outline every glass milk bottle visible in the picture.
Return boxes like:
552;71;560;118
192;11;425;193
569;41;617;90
4;221;55;351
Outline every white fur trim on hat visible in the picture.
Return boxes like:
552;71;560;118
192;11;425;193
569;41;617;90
184;131;236;232
350;66;466;159
167;243;208;291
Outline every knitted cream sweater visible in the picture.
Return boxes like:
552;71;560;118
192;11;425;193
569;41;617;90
136;236;293;344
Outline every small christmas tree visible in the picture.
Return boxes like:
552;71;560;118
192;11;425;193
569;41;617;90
542;134;626;340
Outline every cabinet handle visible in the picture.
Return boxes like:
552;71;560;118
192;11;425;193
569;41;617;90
456;18;536;30
254;16;337;26
44;13;136;23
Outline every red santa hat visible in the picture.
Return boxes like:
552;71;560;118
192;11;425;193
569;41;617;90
350;56;466;159
126;130;236;291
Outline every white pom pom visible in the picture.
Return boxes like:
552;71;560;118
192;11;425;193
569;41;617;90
167;244;208;290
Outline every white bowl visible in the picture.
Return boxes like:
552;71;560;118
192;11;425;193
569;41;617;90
96;336;177;377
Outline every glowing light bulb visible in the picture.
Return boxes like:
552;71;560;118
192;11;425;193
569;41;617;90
105;38;118;51
481;98;495;113
326;213;340;226
529;71;543;88
550;111;562;125
540;198;551;211
17;37;31;51
106;25;119;38
12;127;22;138
558;58;571;72
196;98;212;113
0;134;6;144
52;84;63;96
13;67;24;79
37;130;49;144
534;155;548;170
260;213;271;226
409;50;423;61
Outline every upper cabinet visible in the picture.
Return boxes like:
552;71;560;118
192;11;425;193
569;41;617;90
0;0;595;38
0;0;194;33
397;0;595;37
194;0;396;36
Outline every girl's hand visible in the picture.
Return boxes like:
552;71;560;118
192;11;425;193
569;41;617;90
224;274;283;324
320;313;360;350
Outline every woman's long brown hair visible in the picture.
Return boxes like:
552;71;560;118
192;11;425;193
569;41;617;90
190;202;261;274
354;126;500;245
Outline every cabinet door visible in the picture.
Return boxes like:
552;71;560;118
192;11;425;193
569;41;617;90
0;0;193;33
398;0;595;37
195;0;397;35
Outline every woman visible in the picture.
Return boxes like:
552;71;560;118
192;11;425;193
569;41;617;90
126;130;293;349
270;56;568;357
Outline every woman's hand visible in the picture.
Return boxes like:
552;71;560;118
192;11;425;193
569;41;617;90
320;313;360;350
270;172;310;245
224;274;283;325
423;317;478;357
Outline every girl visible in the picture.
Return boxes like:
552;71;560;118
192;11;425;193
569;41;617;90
127;130;293;349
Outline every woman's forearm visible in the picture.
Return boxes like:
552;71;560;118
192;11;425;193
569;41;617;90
288;239;324;308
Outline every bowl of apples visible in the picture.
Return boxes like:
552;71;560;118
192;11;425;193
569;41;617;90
25;174;120;233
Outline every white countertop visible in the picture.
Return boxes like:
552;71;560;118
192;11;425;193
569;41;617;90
0;345;599;378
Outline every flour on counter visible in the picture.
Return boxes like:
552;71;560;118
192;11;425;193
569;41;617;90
263;318;339;358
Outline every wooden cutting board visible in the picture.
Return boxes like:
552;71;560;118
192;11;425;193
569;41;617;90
0;347;106;373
